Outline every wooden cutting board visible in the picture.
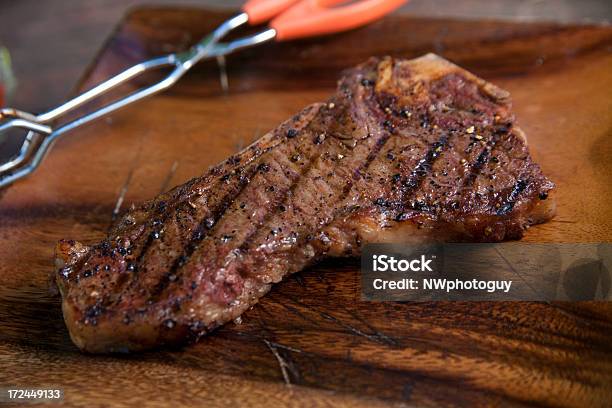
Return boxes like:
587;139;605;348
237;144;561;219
1;7;611;407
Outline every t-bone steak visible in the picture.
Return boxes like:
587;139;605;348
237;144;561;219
54;54;555;353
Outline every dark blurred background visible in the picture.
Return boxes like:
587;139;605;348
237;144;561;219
0;0;610;113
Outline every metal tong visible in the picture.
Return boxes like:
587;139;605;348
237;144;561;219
0;0;406;188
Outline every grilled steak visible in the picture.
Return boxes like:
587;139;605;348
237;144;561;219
54;54;555;353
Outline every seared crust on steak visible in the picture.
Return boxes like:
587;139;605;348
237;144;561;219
54;54;555;353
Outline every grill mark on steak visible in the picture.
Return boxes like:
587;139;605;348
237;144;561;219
54;54;556;353
397;133;449;217
367;67;505;219
282;130;393;267
160;122;330;299
146;107;325;301
148;110;349;305
191;78;394;288
235;129;336;254
118;165;254;301
111;160;254;295
219;99;392;285
281;90;396;257
460;130;502;191
497;178;529;215
236;129;395;286
338;116;381;196
458;126;533;217
149;162;261;300
124;106;323;303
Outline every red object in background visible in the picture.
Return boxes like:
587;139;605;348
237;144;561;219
0;46;14;107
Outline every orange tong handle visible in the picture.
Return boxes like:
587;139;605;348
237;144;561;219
244;0;301;25
272;0;407;41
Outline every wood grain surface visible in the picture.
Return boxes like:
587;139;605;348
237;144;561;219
1;7;612;407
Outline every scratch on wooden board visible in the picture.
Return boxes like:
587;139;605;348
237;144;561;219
216;55;229;94
264;339;301;387
159;160;179;194
112;167;134;222
111;132;145;223
494;246;547;299
276;298;319;325
235;126;261;152
345;307;401;347
493;246;595;326
293;273;305;287
267;340;303;354
281;293;399;347
319;310;398;347
234;134;243;152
